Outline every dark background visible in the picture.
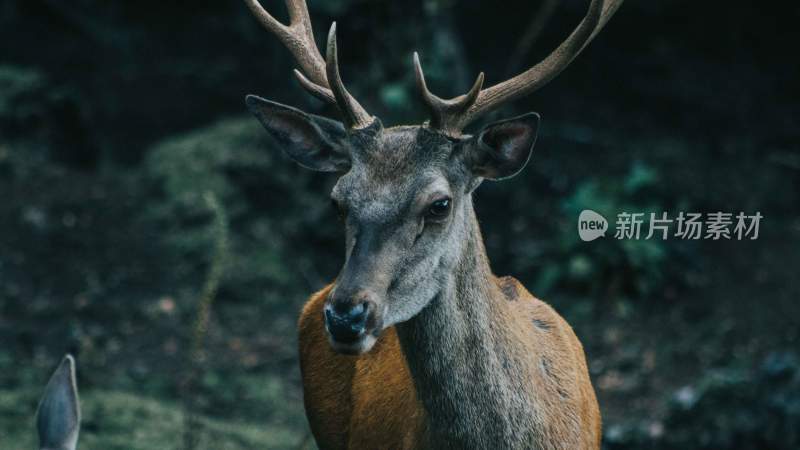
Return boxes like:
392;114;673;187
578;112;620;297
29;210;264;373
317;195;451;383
1;0;799;448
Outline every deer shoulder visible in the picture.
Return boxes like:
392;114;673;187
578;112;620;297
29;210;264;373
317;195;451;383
496;275;602;449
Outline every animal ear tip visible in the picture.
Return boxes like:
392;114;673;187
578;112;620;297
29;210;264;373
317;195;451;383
511;113;540;140
518;112;540;127
245;95;259;114
245;94;262;108
59;355;76;378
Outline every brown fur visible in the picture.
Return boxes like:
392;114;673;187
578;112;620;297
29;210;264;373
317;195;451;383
298;279;600;449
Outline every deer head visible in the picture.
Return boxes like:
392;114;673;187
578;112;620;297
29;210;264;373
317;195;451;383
244;0;622;354
36;355;81;450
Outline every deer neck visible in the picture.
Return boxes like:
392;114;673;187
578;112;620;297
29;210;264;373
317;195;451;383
395;197;528;447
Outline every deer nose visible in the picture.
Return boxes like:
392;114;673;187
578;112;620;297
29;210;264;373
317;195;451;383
324;293;374;344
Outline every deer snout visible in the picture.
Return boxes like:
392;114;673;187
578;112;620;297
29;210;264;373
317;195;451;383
324;290;381;353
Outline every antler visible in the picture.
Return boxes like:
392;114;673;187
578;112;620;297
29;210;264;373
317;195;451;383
415;0;624;136
243;0;372;128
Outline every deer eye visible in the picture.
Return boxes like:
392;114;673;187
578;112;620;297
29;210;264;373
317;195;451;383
426;197;451;219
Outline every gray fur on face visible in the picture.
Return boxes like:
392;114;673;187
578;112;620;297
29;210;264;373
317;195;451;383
247;97;539;351
331;126;474;330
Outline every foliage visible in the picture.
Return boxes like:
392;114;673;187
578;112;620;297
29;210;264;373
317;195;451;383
605;352;800;450
142;118;340;303
541;161;670;298
0;388;300;450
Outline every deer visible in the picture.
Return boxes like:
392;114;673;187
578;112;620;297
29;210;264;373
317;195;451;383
36;355;81;450
243;0;623;448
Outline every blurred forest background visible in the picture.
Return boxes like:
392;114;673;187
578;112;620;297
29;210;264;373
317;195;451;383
1;0;799;449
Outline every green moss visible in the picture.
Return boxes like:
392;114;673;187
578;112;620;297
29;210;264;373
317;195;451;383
143;117;339;302
0;388;307;450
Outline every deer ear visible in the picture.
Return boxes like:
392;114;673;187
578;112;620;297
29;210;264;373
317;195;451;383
37;355;81;450
246;95;350;172
464;112;539;180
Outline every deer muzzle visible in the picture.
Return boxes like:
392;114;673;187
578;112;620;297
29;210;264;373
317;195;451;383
324;288;382;354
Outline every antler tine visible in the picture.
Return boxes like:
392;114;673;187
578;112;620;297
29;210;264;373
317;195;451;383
244;0;373;128
413;52;485;135
326;23;373;128
243;0;326;86
294;69;336;104
417;0;623;135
